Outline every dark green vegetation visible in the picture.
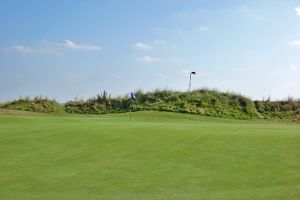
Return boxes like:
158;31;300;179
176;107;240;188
0;111;299;200
254;98;300;121
2;89;300;121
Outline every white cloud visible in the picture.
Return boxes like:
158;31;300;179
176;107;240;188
62;40;102;51
11;45;32;53
288;40;300;47
63;40;78;49
198;26;211;31
289;64;300;71
138;56;161;63
3;40;102;55
134;40;176;51
296;7;300;16
134;42;152;50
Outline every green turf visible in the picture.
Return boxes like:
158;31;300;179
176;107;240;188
0;111;299;200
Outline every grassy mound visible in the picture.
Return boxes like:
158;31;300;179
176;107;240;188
2;97;64;113
133;89;259;119
2;89;300;121
255;99;300;121
65;89;260;119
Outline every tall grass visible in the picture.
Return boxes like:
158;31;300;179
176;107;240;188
2;96;64;113
2;89;300;121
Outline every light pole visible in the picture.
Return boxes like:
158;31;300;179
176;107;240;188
188;71;196;92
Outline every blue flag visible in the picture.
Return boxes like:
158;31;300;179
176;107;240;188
130;92;136;101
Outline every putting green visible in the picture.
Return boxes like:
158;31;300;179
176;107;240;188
0;111;299;200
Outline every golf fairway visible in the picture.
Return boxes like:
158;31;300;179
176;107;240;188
0;111;299;200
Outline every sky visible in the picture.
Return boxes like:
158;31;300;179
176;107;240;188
0;0;300;102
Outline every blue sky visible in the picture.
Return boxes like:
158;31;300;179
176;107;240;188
1;0;300;102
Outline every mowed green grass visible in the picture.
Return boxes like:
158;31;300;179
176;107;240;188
0;111;299;200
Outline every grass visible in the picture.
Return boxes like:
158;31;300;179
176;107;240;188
0;111;299;200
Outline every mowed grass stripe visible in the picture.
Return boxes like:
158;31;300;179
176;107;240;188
0;111;299;200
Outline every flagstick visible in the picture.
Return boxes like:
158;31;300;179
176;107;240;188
129;92;136;122
129;103;132;121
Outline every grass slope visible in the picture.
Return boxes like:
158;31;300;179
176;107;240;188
0;111;299;200
3;90;300;121
2;97;64;113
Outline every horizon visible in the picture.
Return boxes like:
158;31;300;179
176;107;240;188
1;0;300;102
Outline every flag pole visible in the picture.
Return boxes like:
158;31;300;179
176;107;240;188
188;72;196;92
129;92;136;121
130;102;132;121
189;73;192;92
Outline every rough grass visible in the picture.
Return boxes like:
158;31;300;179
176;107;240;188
3;90;300;121
2;97;64;113
0;111;299;200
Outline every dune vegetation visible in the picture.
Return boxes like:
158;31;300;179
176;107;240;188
1;89;300;121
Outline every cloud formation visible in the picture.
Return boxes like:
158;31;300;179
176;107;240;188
62;40;102;51
289;65;300;71
134;42;152;50
138;56;161;63
2;40;102;55
11;45;32;53
296;7;300;16
198;26;211;31
288;40;300;47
